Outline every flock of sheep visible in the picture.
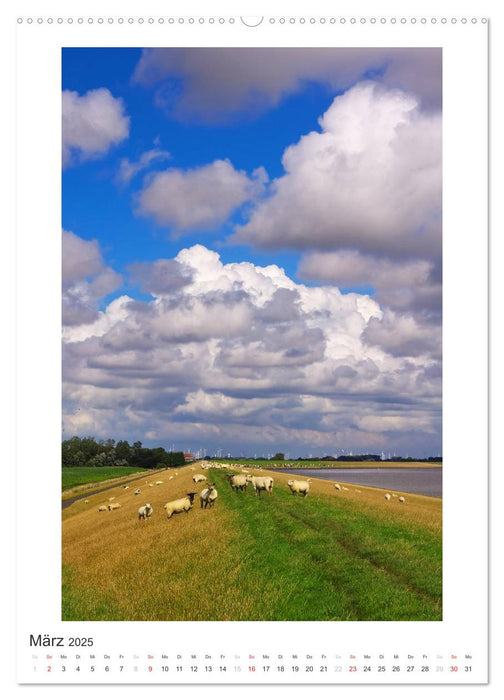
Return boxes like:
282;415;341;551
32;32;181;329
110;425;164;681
92;463;407;522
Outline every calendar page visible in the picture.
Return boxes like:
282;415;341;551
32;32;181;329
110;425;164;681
13;0;490;689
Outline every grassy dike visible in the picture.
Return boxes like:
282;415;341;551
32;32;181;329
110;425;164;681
62;466;441;621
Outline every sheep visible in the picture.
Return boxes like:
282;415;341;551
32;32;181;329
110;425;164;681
155;480;163;486
287;479;310;497
123;485;129;490
334;483;341;491
342;486;349;491
200;483;218;509
227;474;249;492
392;493;398;498
355;489;362;494
84;499;89;504
108;497;115;501
398;496;406;503
138;503;153;520
164;493;197;519
98;505;108;512
134;488;141;495
169;476;174;480
108;503;121;511
250;476;274;497
192;474;206;484
384;493;391;501
148;483;154;487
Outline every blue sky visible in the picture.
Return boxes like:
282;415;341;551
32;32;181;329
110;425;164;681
62;48;343;289
62;47;442;458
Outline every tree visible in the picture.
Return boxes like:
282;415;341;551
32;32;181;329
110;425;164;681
272;452;285;461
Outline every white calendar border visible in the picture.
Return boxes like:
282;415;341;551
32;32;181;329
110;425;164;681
10;0;493;692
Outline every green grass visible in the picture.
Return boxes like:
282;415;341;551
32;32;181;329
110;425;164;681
62;466;149;491
210;470;441;620
62;466;441;621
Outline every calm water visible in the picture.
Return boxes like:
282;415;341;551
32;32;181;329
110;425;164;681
275;467;442;497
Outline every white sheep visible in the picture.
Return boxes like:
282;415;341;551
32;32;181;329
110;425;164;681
164;492;197;519
84;499;89;504
108;497;115;502
398;496;406;503
334;483;341;491
169;476;174;480
108;503;121;511
134;488;141;495
192;474;206;483
384;493;391;501
287;479;310;497
200;483;218;509
155;480;163;486
342;486;349;491
123;485;129;490
228;474;249;492
251;476;274;497
98;505;108;512
138;503;153;520
148;483;154;487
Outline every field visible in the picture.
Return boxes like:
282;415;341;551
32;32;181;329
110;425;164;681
62;464;442;621
62;467;151;494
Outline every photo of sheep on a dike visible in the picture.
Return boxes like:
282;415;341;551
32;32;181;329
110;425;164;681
62;47;442;621
62;459;441;621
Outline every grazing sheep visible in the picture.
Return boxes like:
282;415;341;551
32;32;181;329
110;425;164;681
108;503;121;511
392;493;398;498
384;493;391;501
192;474;206;483
123;485;129;490
138;503;153;520
134;489;141;495
200;483;218;509
98;505;108;512
84;499;89;504
251;476;274;497
164;493;197;519
342;486;349;491
155;480;163;486
334;483;341;491
287;479;310;497
148;483;154;487
398;496;406;503
228;474;249;492
108;497;115;502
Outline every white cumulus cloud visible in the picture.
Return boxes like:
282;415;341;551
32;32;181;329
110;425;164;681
62;230;123;328
62;245;441;455
234;82;441;261
62;88;130;167
136;160;268;231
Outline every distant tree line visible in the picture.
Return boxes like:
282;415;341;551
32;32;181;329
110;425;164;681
62;436;186;469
